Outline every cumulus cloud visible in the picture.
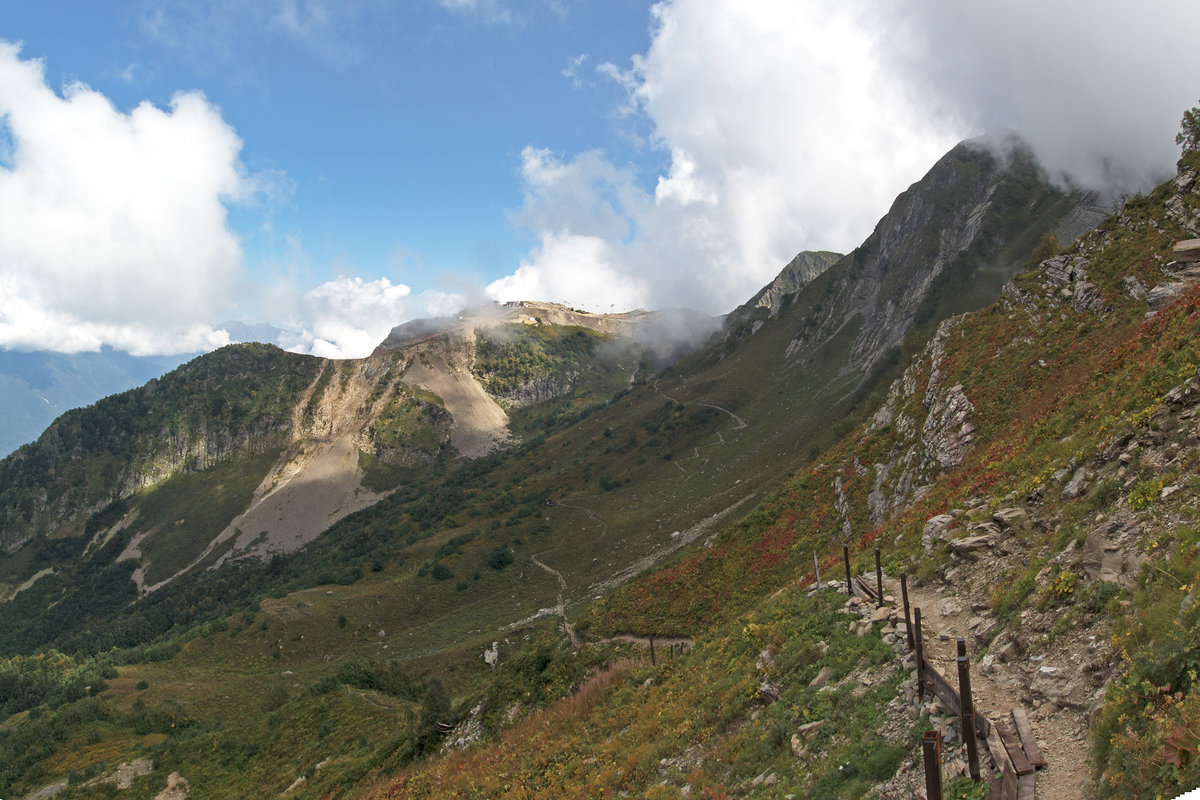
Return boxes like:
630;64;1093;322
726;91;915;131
487;0;1200;317
488;0;961;314
0;41;252;355
273;275;463;359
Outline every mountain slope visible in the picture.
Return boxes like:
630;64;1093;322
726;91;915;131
0;137;1119;800
0;348;190;459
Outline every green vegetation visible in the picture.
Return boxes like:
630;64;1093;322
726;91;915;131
1178;99;1200;154
376;587;911;799
9;129;1200;799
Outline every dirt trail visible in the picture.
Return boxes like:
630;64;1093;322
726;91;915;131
587;495;754;597
531;555;581;648
902;580;1090;799
654;380;748;430
552;502;608;539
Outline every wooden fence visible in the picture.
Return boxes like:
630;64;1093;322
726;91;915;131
841;547;1045;800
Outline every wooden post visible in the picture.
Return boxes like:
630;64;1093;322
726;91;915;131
901;573;915;650
843;545;853;595
914;606;925;700
649;635;656;667
874;548;884;608
923;729;944;800
814;550;821;587
957;652;981;782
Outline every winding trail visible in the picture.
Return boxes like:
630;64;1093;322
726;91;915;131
654;379;748;431
551;502;608;540
531;555;581;648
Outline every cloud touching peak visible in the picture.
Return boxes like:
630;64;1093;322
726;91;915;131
887;0;1198;192
0;41;250;355
486;0;1200;319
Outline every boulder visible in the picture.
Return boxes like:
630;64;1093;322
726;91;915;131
1148;281;1187;310
949;534;994;557
1174;238;1200;263
797;719;825;741
1061;467;1092;500
809;665;834;688
992;507;1029;529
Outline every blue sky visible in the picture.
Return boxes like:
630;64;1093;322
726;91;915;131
1;1;1197;357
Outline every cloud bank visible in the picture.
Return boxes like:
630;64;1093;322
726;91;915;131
488;0;1200;317
272;276;462;359
0;41;249;355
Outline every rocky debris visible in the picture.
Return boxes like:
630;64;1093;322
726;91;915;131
85;758;154;791
1174;238;1200;263
442;703;485;751
1061;467;1092;500
1041;254;1090;287
20;781;68;800
756;649;782;704
1165;170;1200;235
153;772;189;800
1080;511;1145;590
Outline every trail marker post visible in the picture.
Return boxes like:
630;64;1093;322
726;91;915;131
874;548;884;608
956;638;981;781
914;606;925;700
843;545;852;595
923;729;944;800
900;573;915;650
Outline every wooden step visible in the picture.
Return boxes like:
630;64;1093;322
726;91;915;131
995;719;1034;776
1010;706;1045;768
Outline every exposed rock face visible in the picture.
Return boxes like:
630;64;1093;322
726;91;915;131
738;250;843;321
865;316;980;527
922;384;976;469
783;138;1076;378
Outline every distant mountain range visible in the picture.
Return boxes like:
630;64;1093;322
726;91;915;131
0;348;191;458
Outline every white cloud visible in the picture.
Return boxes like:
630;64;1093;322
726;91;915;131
0;41;254;355
489;0;1200;317
487;232;645;312
274;275;464;359
489;0;959;314
888;0;1199;191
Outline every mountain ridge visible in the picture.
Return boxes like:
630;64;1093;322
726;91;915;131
4;135;1180;800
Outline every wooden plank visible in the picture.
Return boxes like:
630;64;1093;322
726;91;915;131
1010;706;1045;768
1017;773;1036;800
986;723;1014;777
995;720;1034;776
855;575;880;601
924;658;962;716
1000;766;1019;800
923;657;991;740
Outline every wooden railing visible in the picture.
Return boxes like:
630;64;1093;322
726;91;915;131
841;547;1045;800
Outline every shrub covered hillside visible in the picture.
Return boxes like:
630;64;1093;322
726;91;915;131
369;160;1200;795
